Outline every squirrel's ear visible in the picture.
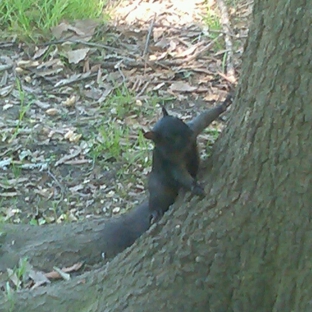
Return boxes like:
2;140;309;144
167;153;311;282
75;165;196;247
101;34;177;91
143;131;156;141
161;105;169;117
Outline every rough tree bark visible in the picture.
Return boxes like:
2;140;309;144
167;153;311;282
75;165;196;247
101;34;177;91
1;0;312;311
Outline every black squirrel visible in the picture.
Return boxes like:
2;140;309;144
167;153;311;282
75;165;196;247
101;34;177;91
144;94;233;223
144;107;203;223
99;94;233;259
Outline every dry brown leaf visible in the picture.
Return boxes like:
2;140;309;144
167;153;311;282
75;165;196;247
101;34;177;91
153;28;166;42
51;267;70;281
29;270;51;289
45;262;83;280
54;72;92;88
17;59;40;69
37;58;62;69
0;85;14;97
98;86;114;103
73;19;99;38
46;108;59;116
83;88;102;100
45;271;65;280
0;69;9;86
33;188;54;198
64;130;82;143
175;42;203;58
33;46;49;59
34;100;50;109
66;48;90;64
54;148;82;167
169;81;197;92
62;262;84;273
51;20;99;41
69;184;84;192
36;58;64;77
51;22;70;39
168;40;177;53
62;95;77;107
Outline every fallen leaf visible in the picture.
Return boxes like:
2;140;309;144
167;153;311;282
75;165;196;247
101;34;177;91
54;148;82;166
64;130;82;142
46;108;59;116
0;85;14;97
45;262;83;280
52;267;70;281
51;22;70;39
3;103;13;110
66;48;90;64
33;46;49;59
169;81;197;92
29;270;51;289
62;95;77;107
62;262;84;273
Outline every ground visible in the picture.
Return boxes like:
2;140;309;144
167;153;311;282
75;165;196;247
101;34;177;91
0;0;252;225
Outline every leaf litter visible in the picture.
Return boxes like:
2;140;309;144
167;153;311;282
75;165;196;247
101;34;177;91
0;0;252;224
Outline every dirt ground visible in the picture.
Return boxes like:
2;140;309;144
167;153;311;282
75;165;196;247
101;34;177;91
0;0;252;225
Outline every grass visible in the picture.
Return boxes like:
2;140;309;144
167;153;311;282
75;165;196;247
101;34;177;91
203;7;222;36
202;6;225;51
6;258;25;289
0;0;107;40
90;122;131;162
88;86;152;168
9;79;33;143
5;281;15;312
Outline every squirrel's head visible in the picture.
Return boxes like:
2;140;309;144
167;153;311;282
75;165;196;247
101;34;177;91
143;107;193;152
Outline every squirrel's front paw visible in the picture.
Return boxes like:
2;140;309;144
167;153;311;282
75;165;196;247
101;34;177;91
150;210;163;224
192;182;205;196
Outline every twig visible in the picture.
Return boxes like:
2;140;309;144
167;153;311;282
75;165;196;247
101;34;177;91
51;72;98;89
115;60;127;87
143;14;157;58
26;67;55;85
0;42;17;48
47;169;66;196
39;39;123;54
84;36;220;71
179;35;222;64
217;0;236;83
0;64;13;72
136;81;150;97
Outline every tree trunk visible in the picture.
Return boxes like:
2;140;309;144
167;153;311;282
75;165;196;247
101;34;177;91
1;0;312;311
